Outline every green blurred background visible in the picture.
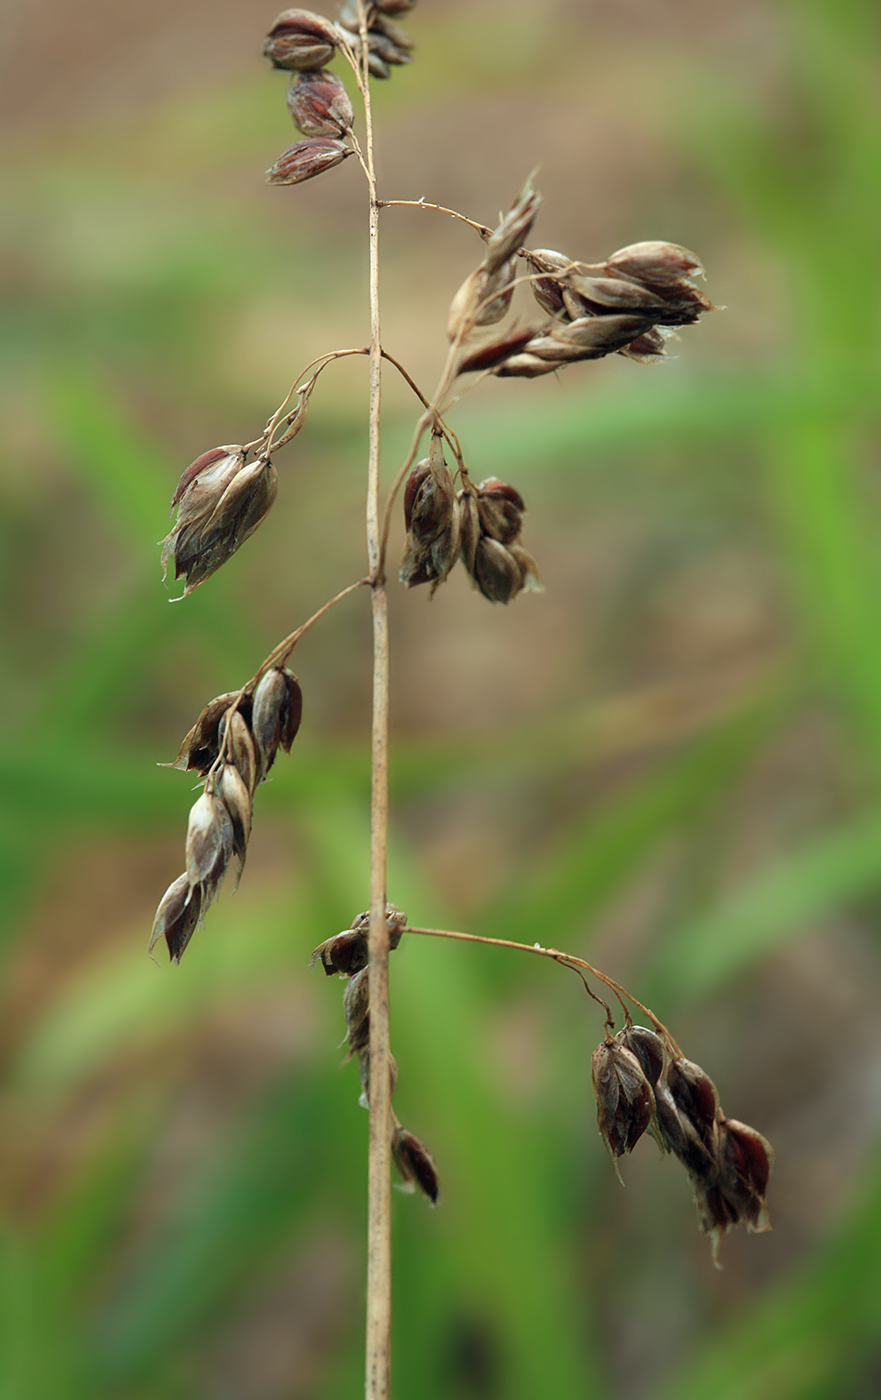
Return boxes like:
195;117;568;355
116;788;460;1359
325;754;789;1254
2;0;880;1395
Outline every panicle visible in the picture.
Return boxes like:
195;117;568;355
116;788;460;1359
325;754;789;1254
589;1024;774;1263
458;476;540;605
160;447;279;598
336;0;417;81
398;431;461;595
504;238;714;377
149;671;303;963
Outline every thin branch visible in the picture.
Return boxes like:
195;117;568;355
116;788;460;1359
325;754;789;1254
378;197;493;240
403;925;682;1057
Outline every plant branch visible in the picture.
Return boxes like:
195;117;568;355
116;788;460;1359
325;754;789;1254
403;925;682;1056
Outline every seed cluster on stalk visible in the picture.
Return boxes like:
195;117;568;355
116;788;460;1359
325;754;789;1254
147;0;776;1272
149;668;303;963
399;429;540;604
264;4;417;186
446;180;715;381
312;906;440;1204
591;1023;774;1264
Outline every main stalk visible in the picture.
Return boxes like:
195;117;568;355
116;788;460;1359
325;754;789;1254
360;16;393;1397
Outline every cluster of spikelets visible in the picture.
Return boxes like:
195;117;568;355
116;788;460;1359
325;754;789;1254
313;906;440;1203
399;428;540;604
263;3;416;186
592;1023;774;1263
149;668;303;963
446;179;715;380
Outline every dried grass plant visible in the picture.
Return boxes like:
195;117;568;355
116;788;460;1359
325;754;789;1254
149;5;773;1395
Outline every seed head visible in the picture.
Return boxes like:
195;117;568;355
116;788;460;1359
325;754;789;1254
344;967;370;1056
149;874;203;965
591;1039;659;1179
311;903;407;976
160;451;278;597
251;666;303;781
217;761;253;885
484;176;542;275
604;240;705;288
185;789;233;897
689;1116;774;1266
399;438;461;594
264;9;341;70
170;692;242;774
266;136;353;185
392;1126;440;1205
286;69;354;136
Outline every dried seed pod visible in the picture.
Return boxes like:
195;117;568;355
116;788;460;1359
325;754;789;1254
286;68;354;136
524;248;571;317
344;967;370;1056
475;477;525;545
149;873;203;965
615;1025;665;1088
566;272;668;314
277;669;304;753
471;536;525;604
251;666;303;780
367;30;412;65
543;314;657;361
170;692;241;773
447;258;518;342
689;1118;774;1265
508;543;542;593
266;136;353;184
591;1039;659;1179
716;1118;774;1232
185;790;233;895
655;1056;720;1175
310;903;406;976
617;327;671;363
484;177;542;275
161;453;278;597
371;15;415;50
456;325;539;375
392;1126;440;1205
457;491;480;573
604;240;705;289
492;352;561;379
225;709;258;794
399;445;461;594
217;762;253;883
264;9;340;70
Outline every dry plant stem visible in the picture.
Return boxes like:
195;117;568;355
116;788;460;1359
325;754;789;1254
404;926;683;1057
354;9;393;1396
378;197;493;240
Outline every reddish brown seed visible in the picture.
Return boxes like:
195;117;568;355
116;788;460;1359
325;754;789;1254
604;240;705;288
263;9;340;70
392;1126;440;1205
286;69;354;136
266;137;352;185
456;326;538;374
591;1040;658;1179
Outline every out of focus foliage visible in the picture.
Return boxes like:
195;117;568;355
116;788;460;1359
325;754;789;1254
1;1;880;1396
